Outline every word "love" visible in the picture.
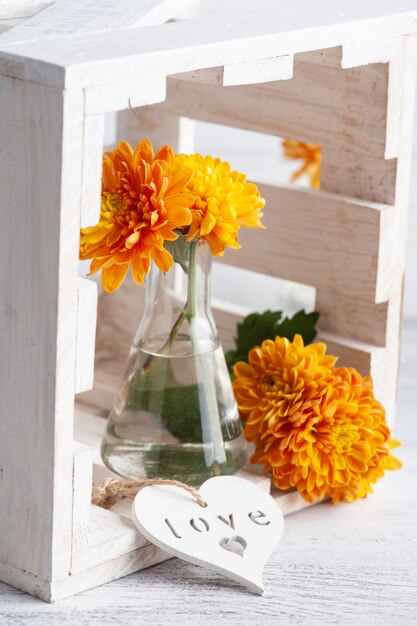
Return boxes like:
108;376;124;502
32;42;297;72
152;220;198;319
165;509;270;539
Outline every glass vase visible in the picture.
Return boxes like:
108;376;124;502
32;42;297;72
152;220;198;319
101;237;247;484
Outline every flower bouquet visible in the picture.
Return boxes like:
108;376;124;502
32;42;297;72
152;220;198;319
80;140;265;483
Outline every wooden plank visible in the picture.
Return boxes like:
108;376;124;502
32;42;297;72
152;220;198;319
320;148;397;205
75;278;98;394
0;76;83;580
316;331;378;376
0;561;53;602
316;291;389;346
299;36;406;70
175;55;293;86
84;74;167;114
52;543;169;602
117;105;195;153
80;113;104;228
162;60;391;158
1;541;170;602
1;2;417;89
72;443;92;558
218;183;395;304
71;506;150;575
0;0;197;44
74;406;107;464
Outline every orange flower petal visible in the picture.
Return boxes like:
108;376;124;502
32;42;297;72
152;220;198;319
101;264;129;292
151;246;173;273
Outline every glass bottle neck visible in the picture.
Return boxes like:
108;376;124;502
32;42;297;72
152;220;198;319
135;237;217;353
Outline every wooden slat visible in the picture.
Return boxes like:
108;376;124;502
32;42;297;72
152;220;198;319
53;542;169;602
299;36;403;69
316;331;377;376
316;291;389;346
308;39;402;202
1;2;417;89
174;55;293;86
218;183;395;304
0;76;83;580
80;114;104;228
163;59;391;158
117;105;195;153
75;278;97;394
70;506;150;575
85;74;167;114
321;147;397;205
72;443;92;558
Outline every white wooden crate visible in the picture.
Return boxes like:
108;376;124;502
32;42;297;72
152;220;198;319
0;0;416;602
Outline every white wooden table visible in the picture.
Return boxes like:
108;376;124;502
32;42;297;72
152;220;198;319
0;321;415;624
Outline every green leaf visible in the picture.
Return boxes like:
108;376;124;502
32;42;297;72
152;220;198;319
226;309;320;372
126;363;204;443
276;309;319;345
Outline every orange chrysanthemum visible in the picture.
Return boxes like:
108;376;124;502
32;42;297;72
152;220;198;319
175;154;265;256
233;334;401;503
80;140;195;292
282;138;321;189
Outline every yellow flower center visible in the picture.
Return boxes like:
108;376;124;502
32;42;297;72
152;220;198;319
102;192;123;216
325;421;359;455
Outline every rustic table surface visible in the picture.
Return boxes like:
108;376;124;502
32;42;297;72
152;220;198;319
1;321;416;625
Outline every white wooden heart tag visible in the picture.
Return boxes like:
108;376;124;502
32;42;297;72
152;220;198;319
131;476;284;594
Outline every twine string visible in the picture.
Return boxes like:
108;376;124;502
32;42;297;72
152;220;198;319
92;477;207;509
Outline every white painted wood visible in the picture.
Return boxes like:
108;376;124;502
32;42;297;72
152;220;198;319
296;38;404;69
51;543;169;602
85;75;167;115
0;540;170;602
175;55;293;86
132;476;284;594
1;1;417;89
72;442;92;556
0;18;25;34
0;75;83;581
71;506;149;575
75;278;97;393
0;1;53;20
0;0;197;44
342;36;402;68
117;105;195;155
80;114;104;228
